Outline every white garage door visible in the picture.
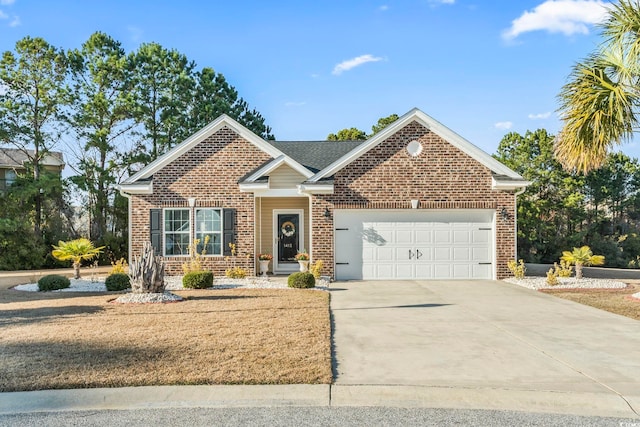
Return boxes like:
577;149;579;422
334;210;494;280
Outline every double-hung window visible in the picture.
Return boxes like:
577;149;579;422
195;208;222;256
164;209;190;256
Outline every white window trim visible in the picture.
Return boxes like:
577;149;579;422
194;207;224;257
163;207;191;257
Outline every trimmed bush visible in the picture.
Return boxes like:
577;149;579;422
287;272;315;289
105;273;131;291
37;274;71;292
183;271;214;289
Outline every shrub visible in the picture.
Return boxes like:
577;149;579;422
288;272;316;289
507;259;526;279
546;268;559;286
553;261;573;278
105;273;131;291
37;274;71;292
225;266;247;279
183;271;214;289
110;258;128;275
310;260;324;280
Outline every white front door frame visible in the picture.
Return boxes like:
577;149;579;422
273;209;305;274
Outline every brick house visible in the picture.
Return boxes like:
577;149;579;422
119;108;529;280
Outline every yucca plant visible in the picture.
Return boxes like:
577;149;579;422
560;246;605;279
52;238;105;279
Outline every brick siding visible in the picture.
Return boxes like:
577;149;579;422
129;121;518;280
129;126;271;275
311;121;516;279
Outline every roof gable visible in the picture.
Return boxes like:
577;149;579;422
122;115;306;185
308;108;524;183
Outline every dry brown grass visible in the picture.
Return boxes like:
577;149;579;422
0;288;332;392
541;282;640;321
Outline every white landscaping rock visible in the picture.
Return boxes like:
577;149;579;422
113;292;183;304
14;276;330;292
505;277;627;290
632;292;640;300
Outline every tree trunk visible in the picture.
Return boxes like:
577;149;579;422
73;261;81;279
129;241;165;293
575;262;583;280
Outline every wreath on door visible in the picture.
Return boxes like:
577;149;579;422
281;221;296;237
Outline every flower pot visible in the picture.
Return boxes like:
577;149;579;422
259;260;270;277
298;260;309;272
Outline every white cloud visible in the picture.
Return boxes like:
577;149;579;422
284;101;306;107
428;0;455;4
503;0;609;40
494;121;513;130
0;0;15;5
332;54;383;75
9;15;19;27
0;10;7;19
528;111;552;119
378;5;389;11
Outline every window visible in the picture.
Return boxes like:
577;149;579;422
164;209;190;256
5;170;16;186
195;208;222;255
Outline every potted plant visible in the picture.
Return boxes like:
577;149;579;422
295;250;310;272
258;253;273;277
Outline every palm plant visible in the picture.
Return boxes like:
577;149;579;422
560;246;605;279
52;238;105;279
557;0;640;173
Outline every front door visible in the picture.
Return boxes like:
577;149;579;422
273;209;304;273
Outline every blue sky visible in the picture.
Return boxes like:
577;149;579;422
1;0;632;160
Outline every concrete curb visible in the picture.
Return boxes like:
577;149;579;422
1;385;638;419
0;385;330;414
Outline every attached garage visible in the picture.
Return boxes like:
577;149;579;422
334;209;495;280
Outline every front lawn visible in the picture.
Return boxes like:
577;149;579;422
541;282;640;321
0;288;331;392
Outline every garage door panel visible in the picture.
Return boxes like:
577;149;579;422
395;229;413;244
334;210;494;280
472;229;490;243
453;230;471;244
376;247;394;261
453;247;470;261
434;247;451;261
472;247;490;262
434;229;451;244
453;264;471;278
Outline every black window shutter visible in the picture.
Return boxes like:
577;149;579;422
223;208;235;256
150;209;162;255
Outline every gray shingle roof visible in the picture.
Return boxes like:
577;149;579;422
267;140;365;173
0;147;65;168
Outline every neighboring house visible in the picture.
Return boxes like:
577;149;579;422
119;108;530;280
0;148;65;192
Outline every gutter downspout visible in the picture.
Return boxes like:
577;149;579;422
119;188;133;267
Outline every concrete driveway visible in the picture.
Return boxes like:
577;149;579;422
329;280;640;418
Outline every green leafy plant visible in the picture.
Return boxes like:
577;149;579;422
37;274;71;291
110;258;128;275
225;266;247;279
310;259;324;280
105;273;131;291
546;268;559;286
183;271;214;289
507;259;526;279
182;236;210;274
560;246;605;279
553;261;573;278
288;272;315;289
51;238;105;279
